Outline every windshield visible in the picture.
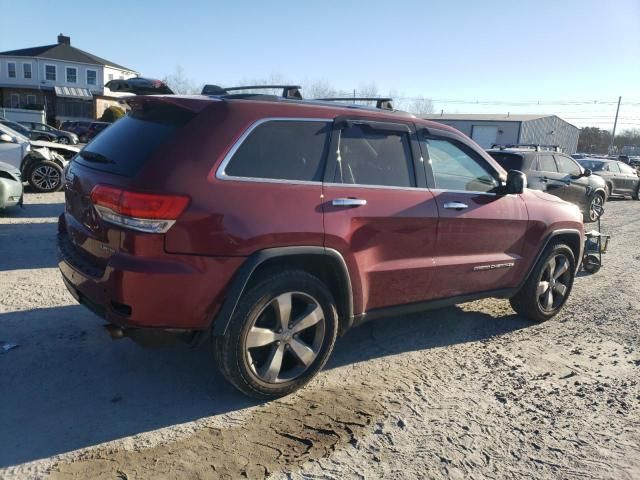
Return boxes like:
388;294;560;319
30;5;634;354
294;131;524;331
0;122;30;143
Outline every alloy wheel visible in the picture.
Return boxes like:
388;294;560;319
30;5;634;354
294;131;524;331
589;195;603;222
58;137;69;144
244;291;326;384
31;165;61;191
536;254;571;312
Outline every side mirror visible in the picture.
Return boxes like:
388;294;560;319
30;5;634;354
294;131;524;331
0;133;14;143
505;169;526;194
582;168;592;177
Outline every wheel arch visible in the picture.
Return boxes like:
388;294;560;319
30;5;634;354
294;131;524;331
516;228;583;292
211;247;354;337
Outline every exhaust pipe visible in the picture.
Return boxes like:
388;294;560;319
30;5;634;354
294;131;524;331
104;324;126;340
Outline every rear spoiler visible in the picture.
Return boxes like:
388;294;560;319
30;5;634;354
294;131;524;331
121;94;220;114
106;77;174;95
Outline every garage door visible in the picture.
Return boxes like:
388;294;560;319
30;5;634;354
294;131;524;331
471;125;498;149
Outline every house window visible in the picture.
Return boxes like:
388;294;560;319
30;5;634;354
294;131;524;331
8;62;16;78
108;73;114;81
45;65;56;81
23;63;32;79
10;94;19;108
66;67;77;83
87;69;97;85
27;94;37;105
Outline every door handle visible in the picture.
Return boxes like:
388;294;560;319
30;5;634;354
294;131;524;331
540;177;548;183
332;198;367;207
443;201;469;210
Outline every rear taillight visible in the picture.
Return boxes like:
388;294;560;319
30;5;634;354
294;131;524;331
90;184;190;233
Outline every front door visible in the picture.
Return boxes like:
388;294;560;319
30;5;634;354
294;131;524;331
554;154;590;208
323;120;439;314
419;132;528;298
535;153;573;201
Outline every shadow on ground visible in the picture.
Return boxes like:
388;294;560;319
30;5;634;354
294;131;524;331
0;202;64;219
0;222;59;271
0;302;529;468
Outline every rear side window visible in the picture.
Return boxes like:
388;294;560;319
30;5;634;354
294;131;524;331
224;120;330;182
487;152;524;171
537;154;558;172
333;125;415;187
75;106;195;177
619;163;635;174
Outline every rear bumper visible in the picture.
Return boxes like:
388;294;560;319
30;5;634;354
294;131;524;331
57;216;245;330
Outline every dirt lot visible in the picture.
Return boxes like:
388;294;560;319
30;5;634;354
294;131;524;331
1;192;638;479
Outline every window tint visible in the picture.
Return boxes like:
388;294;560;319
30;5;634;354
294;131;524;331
333;125;415;187
75;106;196;177
555;155;581;176
487;152;523;171
578;160;604;171
538;154;558;172
225;120;330;182
425;138;498;192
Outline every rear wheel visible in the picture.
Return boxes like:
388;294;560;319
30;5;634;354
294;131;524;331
215;270;338;399
28;161;63;193
510;243;576;322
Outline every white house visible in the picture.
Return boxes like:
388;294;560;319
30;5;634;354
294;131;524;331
0;34;138;124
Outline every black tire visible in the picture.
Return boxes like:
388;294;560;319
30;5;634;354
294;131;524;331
633;184;640;200
584;192;604;223
28;160;63;193
583;254;601;274
510;242;576;323
215;270;338;399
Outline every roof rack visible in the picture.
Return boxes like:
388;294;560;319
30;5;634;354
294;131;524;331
315;97;394;111
491;143;561;152
201;84;302;99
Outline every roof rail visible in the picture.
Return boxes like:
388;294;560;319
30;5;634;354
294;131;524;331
315;97;394;111
491;143;561;152
201;84;302;99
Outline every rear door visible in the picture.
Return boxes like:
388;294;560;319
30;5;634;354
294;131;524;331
420;131;528;297
323;119;439;313
618;162;637;193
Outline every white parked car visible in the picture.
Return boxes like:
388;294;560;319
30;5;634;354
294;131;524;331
0;123;79;192
0;160;22;209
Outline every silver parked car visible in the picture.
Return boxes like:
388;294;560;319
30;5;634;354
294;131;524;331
0;160;23;209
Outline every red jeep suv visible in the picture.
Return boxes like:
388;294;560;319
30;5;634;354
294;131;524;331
58;83;584;399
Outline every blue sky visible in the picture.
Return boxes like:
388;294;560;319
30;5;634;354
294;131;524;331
1;0;639;129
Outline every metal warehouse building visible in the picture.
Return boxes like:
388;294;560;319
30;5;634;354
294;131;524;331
423;114;580;153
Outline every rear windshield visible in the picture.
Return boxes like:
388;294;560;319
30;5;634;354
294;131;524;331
74;106;195;177
487;152;524;171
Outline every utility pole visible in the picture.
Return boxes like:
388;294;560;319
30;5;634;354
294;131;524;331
609;96;621;154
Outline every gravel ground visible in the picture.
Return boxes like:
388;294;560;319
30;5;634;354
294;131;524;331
0;192;638;479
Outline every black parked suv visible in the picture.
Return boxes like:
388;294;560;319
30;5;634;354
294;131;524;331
577;158;640;200
487;145;607;222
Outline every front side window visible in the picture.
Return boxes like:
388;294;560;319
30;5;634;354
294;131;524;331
45;65;56;81
555;155;581;176
23;63;32;79
333;125;415;187
537;154;558;172
424;137;498;192
8;62;16;78
87;69;97;85
66;67;77;83
224;120;330;182
604;162;619;173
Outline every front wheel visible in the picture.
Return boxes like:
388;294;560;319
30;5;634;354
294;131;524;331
585;193;604;223
215;270;338;399
58;137;69;145
510;243;576;322
633;184;640;200
28;161;63;193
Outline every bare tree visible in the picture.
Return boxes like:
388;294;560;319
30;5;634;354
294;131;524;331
162;65;203;95
407;96;435;116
